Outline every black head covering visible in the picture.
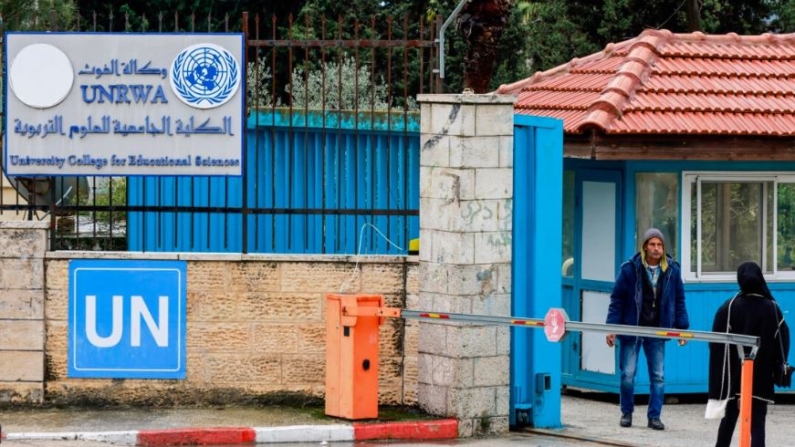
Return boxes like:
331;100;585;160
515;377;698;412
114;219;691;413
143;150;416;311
736;261;773;300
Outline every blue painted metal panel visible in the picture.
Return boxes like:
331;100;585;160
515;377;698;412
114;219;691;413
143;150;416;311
511;114;563;428
127;110;420;254
68;259;187;379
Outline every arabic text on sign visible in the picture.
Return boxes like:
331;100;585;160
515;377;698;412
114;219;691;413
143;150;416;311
77;58;168;79
13;115;235;139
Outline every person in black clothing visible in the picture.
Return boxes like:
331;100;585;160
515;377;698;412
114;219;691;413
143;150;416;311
708;261;790;447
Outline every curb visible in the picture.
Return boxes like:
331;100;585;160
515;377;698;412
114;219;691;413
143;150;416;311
353;419;458;440
0;419;458;445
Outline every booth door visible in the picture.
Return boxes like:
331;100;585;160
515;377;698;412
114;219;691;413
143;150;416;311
563;170;622;388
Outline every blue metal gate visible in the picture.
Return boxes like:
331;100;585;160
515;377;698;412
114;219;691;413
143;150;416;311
126;110;420;254
511;114;564;428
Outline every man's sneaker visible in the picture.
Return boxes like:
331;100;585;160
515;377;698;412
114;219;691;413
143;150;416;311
648;418;665;430
620;413;632;427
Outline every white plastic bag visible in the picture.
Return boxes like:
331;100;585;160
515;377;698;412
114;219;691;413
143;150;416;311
706;297;734;420
705;398;728;419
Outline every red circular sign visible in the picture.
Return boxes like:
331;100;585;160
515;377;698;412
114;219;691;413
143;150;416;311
544;308;567;342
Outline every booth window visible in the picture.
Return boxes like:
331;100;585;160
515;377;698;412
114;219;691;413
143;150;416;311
682;173;795;280
636;173;679;260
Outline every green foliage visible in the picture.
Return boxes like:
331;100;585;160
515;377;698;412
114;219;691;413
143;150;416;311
246;57;275;110
286;55;417;111
1;0;78;30
423;0;468;92
777;184;795;268
519;0;599;74
84;177;127;231
246;52;418;111
767;0;795;32
487;6;532;90
289;55;389;110
597;0;632;42
502;0;785;79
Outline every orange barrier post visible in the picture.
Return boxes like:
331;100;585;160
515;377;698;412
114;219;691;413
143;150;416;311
738;358;754;447
325;294;387;420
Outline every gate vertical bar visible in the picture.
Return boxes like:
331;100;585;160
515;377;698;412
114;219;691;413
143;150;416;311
434;16;443;93
287;14;294;252
241;11;249;253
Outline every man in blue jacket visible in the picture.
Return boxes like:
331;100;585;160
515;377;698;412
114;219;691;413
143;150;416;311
605;228;689;431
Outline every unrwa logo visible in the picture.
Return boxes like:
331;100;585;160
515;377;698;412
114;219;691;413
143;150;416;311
170;43;240;109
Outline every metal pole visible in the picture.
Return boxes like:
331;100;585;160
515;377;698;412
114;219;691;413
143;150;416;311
241;11;249;254
434;16;443;93
437;0;469;80
739;356;754;447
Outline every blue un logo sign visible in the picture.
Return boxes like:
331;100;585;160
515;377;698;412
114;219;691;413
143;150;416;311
170;43;240;109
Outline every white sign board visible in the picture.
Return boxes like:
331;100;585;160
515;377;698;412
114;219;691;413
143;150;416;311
5;33;244;176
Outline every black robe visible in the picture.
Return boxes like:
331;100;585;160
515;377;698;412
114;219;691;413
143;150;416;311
707;292;789;402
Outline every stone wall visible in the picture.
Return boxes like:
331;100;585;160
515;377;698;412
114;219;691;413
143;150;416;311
0;221;48;403
416;93;516;437
1;248;418;407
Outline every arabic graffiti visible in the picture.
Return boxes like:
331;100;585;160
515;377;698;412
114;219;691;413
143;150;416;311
13;116;235;139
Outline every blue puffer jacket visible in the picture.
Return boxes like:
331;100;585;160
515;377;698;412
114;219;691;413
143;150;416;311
606;252;689;341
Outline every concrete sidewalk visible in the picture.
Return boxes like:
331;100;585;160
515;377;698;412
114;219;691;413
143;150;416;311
1;392;793;446
551;390;795;446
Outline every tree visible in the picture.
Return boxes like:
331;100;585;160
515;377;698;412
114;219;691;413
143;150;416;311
686;0;702;31
516;0;599;75
765;0;795;32
455;0;513;93
593;0;776;43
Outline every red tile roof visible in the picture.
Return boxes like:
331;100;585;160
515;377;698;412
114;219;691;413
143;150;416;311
498;29;795;136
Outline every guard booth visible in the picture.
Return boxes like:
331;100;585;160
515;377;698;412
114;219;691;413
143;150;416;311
498;29;795;395
558;160;795;394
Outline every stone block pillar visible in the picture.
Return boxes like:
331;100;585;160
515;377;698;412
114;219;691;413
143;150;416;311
416;93;516;437
0;221;49;403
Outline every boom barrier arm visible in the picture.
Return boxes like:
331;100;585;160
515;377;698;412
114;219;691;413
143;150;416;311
400;309;760;352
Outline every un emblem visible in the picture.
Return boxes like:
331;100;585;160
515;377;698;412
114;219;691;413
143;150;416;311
170;43;240;109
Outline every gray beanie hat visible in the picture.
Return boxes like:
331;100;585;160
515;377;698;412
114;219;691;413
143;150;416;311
642;228;665;247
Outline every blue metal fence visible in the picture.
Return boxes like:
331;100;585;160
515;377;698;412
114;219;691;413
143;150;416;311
126;109;420;254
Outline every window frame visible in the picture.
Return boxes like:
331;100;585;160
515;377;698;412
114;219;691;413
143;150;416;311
681;171;795;282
